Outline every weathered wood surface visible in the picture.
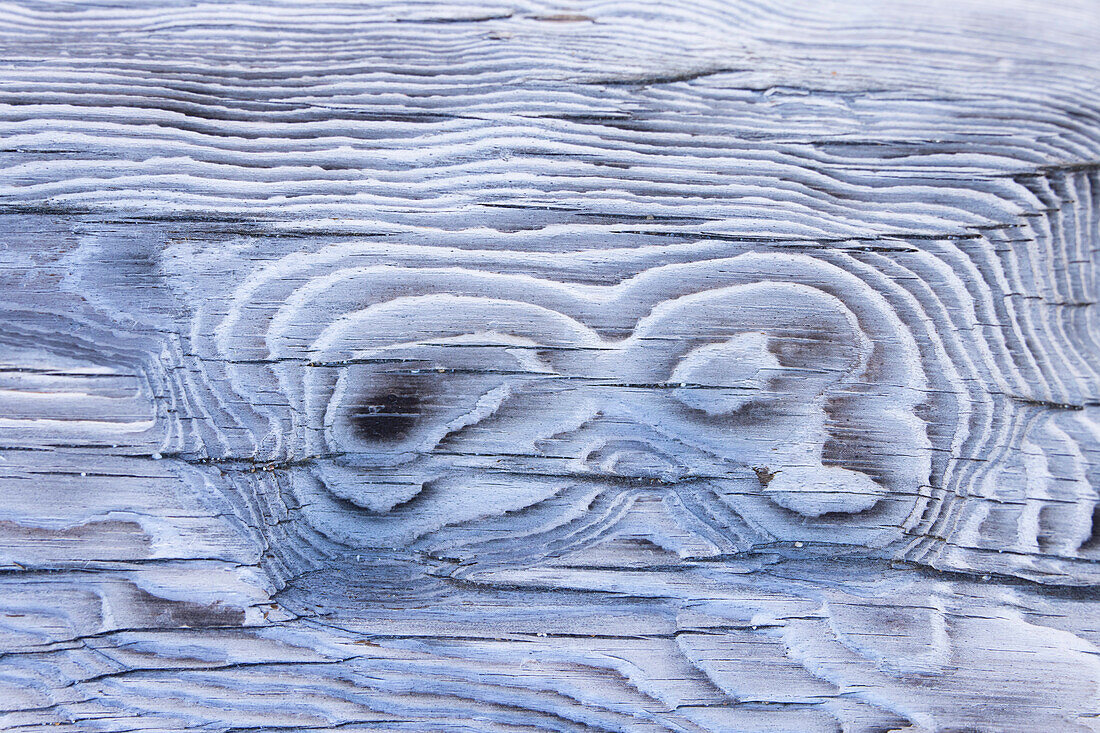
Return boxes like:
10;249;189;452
2;0;1100;730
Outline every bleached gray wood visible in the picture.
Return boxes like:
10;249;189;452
2;0;1100;730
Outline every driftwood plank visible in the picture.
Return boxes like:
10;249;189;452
2;1;1100;730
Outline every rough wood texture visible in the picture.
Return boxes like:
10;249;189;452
2;1;1100;730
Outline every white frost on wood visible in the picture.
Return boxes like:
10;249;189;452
1;0;1100;731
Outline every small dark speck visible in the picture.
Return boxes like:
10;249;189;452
752;466;778;487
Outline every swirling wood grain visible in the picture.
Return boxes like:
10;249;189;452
2;1;1100;731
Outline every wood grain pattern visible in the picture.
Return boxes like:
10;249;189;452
2;0;1100;730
